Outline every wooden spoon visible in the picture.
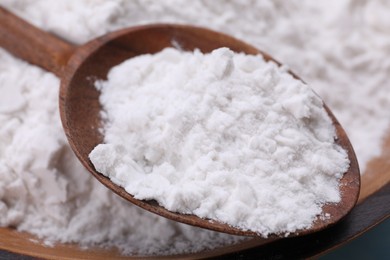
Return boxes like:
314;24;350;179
0;7;360;237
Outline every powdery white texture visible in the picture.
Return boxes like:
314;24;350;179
4;0;389;170
0;0;389;255
0;48;245;255
89;47;349;236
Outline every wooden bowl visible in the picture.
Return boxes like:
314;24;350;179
0;7;387;260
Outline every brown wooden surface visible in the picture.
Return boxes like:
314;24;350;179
0;7;74;76
0;5;360;237
59;24;360;237
0;181;388;259
0;6;388;260
1;136;388;259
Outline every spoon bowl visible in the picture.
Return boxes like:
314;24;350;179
0;8;360;237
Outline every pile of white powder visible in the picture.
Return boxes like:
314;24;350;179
1;0;389;256
89;47;349;236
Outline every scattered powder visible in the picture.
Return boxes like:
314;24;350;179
1;0;389;256
0;48;244;255
89;47;349;236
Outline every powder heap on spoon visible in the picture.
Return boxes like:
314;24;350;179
89;47;349;236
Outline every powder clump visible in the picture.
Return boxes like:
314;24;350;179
89;47;350;236
1;0;389;256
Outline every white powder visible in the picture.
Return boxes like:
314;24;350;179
0;48;245;255
1;0;389;256
89;47;349;236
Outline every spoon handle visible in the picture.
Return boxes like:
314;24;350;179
0;7;74;77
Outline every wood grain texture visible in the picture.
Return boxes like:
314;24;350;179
360;129;390;202
0;7;74;76
0;5;360;236
0;182;388;259
218;182;390;260
0;6;387;259
59;24;360;237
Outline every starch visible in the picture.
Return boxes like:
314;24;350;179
89;47;349;236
